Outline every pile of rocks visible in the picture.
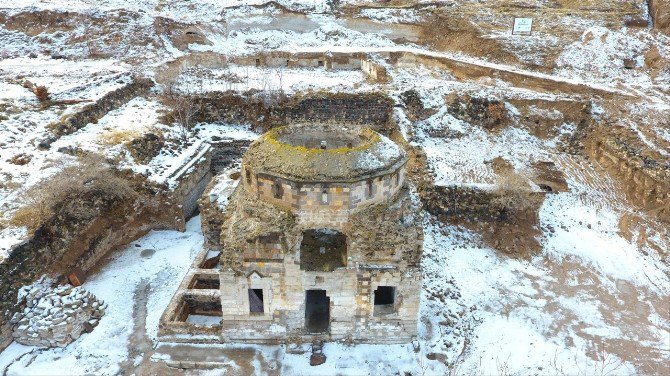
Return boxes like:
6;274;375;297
10;283;106;348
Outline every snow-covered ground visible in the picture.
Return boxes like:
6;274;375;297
1;0;669;374
2;176;667;374
0;216;204;375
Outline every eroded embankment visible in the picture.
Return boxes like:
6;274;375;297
0;168;183;350
586;124;670;223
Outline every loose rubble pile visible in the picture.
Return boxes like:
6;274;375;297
10;281;106;348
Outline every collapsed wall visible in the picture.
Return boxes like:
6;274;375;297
10;282;106;348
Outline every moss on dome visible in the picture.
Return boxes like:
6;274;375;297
243;125;406;182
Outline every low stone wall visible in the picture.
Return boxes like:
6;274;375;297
47;77;153;139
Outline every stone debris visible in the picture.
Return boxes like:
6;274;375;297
309;342;327;366
10;280;106;348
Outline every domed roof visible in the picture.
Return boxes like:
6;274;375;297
243;124;406;182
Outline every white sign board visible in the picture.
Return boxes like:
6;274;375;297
512;18;533;35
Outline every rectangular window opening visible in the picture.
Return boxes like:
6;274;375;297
248;288;264;314
373;286;396;316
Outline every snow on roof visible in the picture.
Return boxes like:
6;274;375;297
245;125;406;182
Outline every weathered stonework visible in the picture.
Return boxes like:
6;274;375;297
48;77;153;137
160;124;423;344
210;139;251;173
191;91;395;135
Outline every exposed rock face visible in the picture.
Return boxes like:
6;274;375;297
10;279;106;348
649;0;670;31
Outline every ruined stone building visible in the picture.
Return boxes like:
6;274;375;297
160;123;423;344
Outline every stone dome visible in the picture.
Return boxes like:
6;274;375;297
243;124;406;182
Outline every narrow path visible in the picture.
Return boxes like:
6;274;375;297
119;280;154;375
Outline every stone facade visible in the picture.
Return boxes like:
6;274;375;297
247;168;405;228
160;124;423;344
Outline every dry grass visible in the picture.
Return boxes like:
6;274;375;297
10;156;138;233
490;170;536;213
98;129;141;146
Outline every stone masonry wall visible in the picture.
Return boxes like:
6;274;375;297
284;93;394;134
210;139;251;173
44;77;153;144
193;92;395;136
245;165;405;228
169;145;213;218
217;262;420;344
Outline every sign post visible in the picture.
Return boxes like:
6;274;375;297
512;18;533;35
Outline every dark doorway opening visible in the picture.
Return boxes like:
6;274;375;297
248;288;264;314
305;290;330;333
373;286;396;316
